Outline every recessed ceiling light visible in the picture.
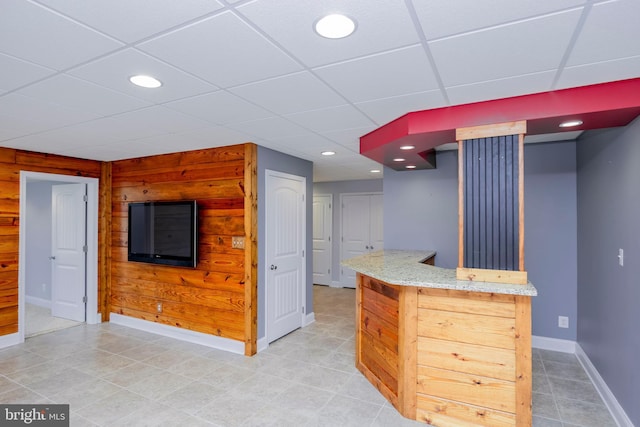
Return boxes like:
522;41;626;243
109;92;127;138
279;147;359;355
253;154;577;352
559;119;583;128
321;151;336;156
129;75;162;89
370;169;381;173
393;158;405;162
315;14;356;39
400;145;415;150
406;165;417;169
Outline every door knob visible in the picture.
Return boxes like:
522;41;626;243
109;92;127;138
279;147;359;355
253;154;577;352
270;264;278;270
49;256;56;260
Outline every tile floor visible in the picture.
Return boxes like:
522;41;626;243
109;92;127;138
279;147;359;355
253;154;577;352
0;286;617;426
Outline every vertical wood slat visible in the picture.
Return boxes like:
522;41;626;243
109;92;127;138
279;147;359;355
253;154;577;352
244;144;258;356
397;286;418;418
463;135;519;271
515;295;532;425
457;141;465;268
99;162;112;321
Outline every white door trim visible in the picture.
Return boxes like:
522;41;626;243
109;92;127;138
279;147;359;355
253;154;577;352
264;169;306;343
18;171;100;343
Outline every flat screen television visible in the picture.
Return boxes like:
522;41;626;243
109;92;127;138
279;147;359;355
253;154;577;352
128;200;198;268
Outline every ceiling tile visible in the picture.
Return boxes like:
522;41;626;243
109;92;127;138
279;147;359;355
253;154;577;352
68;49;218;103
445;71;556;105
227;117;309;140
429;9;582;87
37;0;225;43
138;11;302;88
557;55;640;90
412;0;587;40
109;106;211;137
566;0;640;66
285;105;376;133
17;74;151;116
314;45;438;103
229;72;345;115
0;93;99;134
355;90;447;125
165;91;273;125
0;53;56;93
238;0;420;67
320;127;374;152
0;0;123;70
130;126;254;151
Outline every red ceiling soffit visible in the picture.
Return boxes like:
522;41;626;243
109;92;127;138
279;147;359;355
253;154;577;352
360;78;640;171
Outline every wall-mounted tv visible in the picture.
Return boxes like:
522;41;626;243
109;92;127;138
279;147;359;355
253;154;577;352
128;200;198;268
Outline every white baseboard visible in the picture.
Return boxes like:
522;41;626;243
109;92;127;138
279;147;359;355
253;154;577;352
303;311;315;327
576;344;633;427
25;296;51;309
532;335;576;353
110;313;244;355
0;332;21;349
257;336;268;353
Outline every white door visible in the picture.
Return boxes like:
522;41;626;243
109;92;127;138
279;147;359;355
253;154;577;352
340;193;383;288
51;183;87;322
312;194;332;286
266;171;306;343
369;194;384;252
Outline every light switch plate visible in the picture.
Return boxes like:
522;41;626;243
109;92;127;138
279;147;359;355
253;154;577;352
232;236;245;249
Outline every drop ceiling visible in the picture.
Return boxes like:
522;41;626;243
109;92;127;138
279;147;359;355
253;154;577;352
1;0;639;182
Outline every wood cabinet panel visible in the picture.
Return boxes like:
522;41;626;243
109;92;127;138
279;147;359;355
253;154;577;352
418;337;515;381
417;365;516;413
419;308;516;350
416;394;515;427
418;288;515;318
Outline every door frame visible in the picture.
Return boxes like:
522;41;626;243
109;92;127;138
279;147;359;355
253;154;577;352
264;169;306;344
18;171;100;343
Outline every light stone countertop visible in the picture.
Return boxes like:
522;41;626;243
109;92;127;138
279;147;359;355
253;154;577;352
341;250;537;296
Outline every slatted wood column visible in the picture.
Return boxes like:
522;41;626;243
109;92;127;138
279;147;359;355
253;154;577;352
456;121;527;285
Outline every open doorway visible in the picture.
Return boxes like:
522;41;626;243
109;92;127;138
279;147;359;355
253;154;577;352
18;171;100;342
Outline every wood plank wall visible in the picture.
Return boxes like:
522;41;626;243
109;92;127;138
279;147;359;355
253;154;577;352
0;148;102;336
109;144;258;355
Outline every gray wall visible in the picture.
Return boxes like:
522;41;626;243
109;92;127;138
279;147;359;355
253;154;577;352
257;145;313;340
313;179;383;285
25;181;54;302
576;119;640;426
384;142;578;340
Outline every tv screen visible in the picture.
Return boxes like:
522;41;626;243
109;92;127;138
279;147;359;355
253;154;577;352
128;200;198;268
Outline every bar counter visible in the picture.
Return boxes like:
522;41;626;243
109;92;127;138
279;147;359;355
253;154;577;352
343;250;537;427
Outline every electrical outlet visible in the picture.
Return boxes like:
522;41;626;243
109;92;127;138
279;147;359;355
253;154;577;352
232;236;245;249
558;316;569;328
156;302;162;313
618;248;624;266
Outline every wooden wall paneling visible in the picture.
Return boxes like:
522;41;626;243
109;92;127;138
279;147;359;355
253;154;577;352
0;148;102;337
243;143;258;356
109;144;254;349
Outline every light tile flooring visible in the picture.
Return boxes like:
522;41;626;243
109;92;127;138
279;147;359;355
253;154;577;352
25;303;83;338
1;286;617;427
